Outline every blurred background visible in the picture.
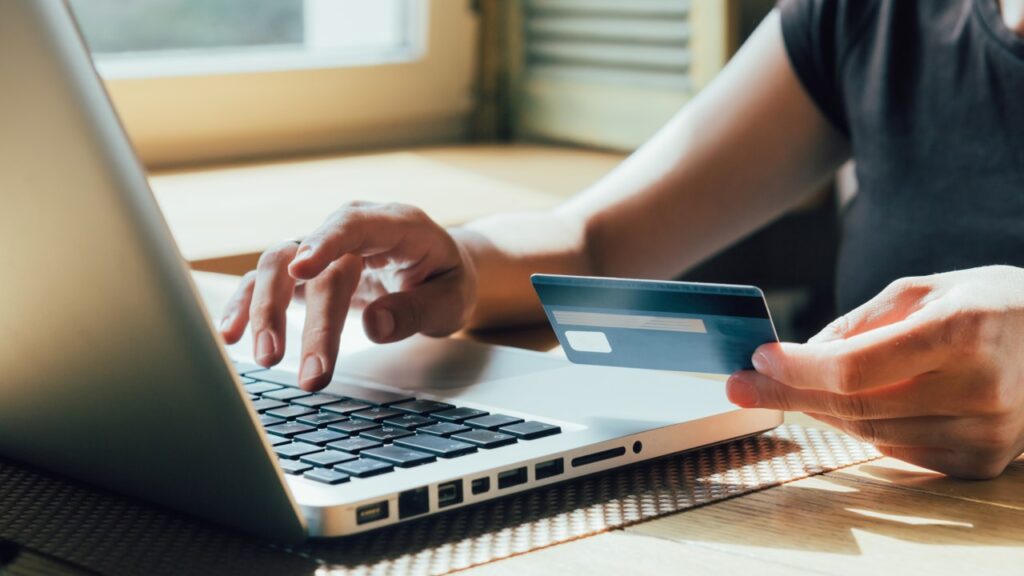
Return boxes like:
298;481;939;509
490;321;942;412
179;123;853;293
68;0;839;343
70;0;306;52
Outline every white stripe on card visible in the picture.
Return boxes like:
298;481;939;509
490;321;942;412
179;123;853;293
553;310;707;334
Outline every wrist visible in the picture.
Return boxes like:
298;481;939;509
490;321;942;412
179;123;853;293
449;227;483;330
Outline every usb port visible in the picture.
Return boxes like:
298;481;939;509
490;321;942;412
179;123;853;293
438;480;463;508
471;477;490;495
356;501;389;525
398;487;429;519
497;467;528;489
535;458;564;480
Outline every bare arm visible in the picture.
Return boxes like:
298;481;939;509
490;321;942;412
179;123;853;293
459;10;850;328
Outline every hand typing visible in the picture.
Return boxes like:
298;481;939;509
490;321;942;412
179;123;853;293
218;201;477;391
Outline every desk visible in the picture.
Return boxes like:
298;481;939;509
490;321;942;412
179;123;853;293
152;144;624;275
459;422;1024;575
191;271;1024;575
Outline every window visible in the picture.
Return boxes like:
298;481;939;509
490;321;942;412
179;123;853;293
66;1;478;169
68;0;418;78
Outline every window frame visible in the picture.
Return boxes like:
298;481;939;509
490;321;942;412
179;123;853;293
100;0;478;169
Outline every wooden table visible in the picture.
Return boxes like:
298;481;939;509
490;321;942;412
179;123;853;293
462;421;1024;575
151;144;624;275
193;271;1024;575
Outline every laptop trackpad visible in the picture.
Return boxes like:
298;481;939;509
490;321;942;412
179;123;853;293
333;336;735;429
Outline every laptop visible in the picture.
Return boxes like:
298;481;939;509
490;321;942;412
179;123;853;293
0;0;782;542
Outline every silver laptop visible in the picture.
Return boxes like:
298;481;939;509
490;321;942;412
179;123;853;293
0;0;781;542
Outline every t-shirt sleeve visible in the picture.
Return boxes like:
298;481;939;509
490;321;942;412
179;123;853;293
777;0;875;136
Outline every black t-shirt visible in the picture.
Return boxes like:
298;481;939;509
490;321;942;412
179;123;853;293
779;0;1024;313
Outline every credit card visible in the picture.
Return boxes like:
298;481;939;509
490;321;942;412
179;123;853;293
532;274;778;375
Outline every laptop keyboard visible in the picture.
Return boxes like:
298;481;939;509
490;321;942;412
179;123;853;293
233;361;562;486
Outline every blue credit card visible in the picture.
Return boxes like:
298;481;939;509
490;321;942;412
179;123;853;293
532;274;779;375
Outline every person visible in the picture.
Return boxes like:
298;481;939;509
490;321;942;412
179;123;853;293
218;0;1024;479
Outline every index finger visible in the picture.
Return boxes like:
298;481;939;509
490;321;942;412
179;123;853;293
752;316;946;394
298;254;363;391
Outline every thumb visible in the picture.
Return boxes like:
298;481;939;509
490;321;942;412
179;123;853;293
362;271;469;343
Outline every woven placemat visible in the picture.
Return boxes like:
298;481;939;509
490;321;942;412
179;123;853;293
0;425;879;576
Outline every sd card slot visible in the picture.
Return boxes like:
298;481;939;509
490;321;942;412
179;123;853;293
571;446;626;468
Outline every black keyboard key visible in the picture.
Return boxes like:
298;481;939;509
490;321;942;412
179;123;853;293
465;414;524;431
452;430;517;449
327;420;380;436
351;407;404;423
250;398;287;413
296;412;348;427
265;405;317;420
335;457;394;478
362;446;436;468
304;468;351;485
392;399;454;415
260;414;286;427
295;429;347;446
274;441;322;459
500;421;562;440
245;382;283;395
383;414;436;430
249;368;301;387
432;407;488;423
337;385;413;406
263;434;291;446
263;388;312;401
321;400;371;415
292;393;346;408
278;459;313;475
327;437;382;454
301;450;357;468
361;426;414;443
395;434;477;458
418;422;471;437
265;422;316;438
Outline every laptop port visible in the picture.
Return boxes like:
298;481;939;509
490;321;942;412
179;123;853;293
535;458;564;480
356;501;389;525
571;446;626;468
497;467;528;489
398;487;429;519
471;477;490;495
437;480;463;508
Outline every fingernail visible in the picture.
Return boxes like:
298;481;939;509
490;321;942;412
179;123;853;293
726;373;759;407
293;245;314;263
256;330;277;364
371;308;394;340
752;350;772;376
300;355;325;386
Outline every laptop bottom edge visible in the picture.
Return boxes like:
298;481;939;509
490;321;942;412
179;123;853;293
303;408;781;537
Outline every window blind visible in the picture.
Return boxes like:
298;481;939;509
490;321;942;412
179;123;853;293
516;0;734;150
